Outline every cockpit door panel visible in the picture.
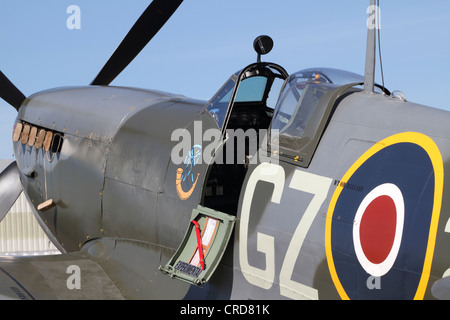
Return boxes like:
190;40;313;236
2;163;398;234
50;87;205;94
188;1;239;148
159;205;235;286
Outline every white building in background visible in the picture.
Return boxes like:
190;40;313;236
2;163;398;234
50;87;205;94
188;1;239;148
0;160;60;256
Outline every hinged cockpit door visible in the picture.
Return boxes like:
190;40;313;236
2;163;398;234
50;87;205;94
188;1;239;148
159;205;235;287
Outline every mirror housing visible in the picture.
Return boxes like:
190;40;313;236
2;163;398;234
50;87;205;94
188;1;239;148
253;35;274;62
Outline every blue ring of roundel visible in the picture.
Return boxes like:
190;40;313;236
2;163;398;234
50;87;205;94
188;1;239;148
326;132;443;300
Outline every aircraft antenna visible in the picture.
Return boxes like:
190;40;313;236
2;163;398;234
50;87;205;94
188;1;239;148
376;0;385;93
364;0;378;93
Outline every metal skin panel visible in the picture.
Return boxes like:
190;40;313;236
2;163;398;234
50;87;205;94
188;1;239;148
160;112;220;248
14;128;107;252
102;179;158;243
19;86;183;142
104;97;207;193
102;94;216;248
13;86;208;252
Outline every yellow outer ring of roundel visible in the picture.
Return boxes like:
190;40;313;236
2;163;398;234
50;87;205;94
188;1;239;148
325;132;444;300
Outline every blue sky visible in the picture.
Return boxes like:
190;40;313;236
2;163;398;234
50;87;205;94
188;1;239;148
0;1;449;159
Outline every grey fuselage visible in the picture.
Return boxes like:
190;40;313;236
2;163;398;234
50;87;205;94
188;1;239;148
12;80;450;299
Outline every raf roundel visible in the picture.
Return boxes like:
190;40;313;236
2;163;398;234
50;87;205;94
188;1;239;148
353;183;404;277
325;132;444;300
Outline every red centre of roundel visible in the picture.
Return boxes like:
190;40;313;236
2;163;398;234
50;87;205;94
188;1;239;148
359;195;397;264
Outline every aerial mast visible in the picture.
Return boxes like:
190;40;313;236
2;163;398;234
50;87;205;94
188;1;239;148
364;0;377;93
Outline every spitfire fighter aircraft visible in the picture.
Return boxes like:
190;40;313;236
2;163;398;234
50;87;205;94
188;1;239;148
0;0;449;300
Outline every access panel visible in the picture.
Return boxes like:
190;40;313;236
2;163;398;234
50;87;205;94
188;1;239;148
159;205;235;287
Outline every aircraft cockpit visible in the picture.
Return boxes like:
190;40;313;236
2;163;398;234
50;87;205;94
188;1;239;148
201;37;379;217
202;36;288;215
161;38;290;285
162;38;388;288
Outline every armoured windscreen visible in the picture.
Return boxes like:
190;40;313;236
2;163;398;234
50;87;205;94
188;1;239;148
206;75;270;129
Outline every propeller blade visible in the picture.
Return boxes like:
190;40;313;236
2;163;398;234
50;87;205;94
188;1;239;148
91;0;183;86
0;71;26;110
0;162;23;222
